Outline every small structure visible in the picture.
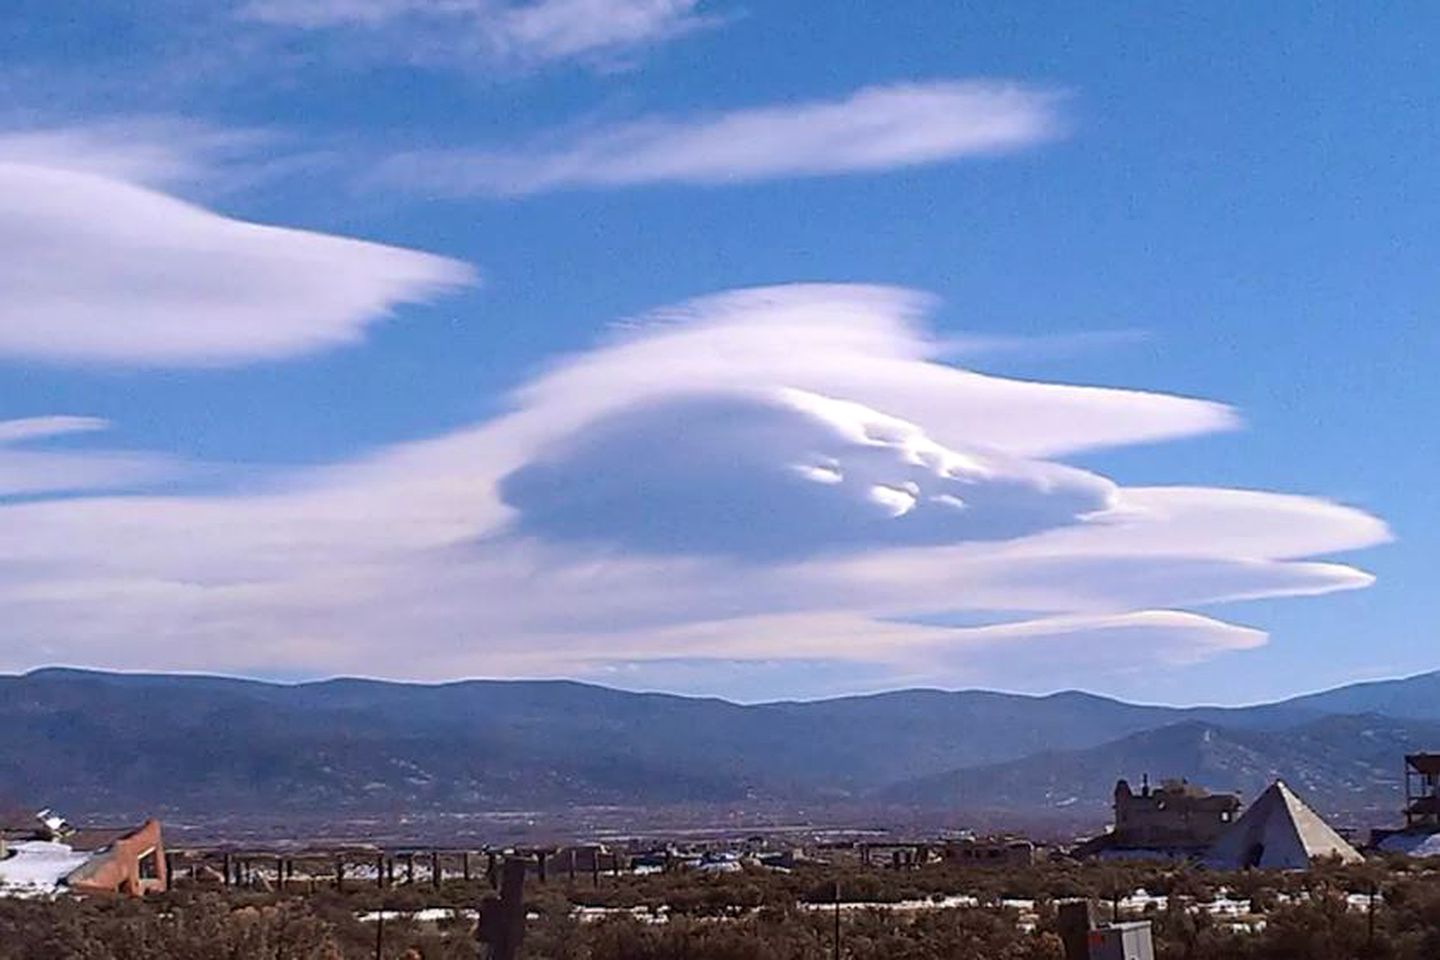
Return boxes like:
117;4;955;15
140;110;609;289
1404;753;1440;831
0;810;165;897
1088;921;1156;960
1206;780;1361;869
943;834;1037;867
0;807;70;845
1368;753;1440;856
857;841;931;869
1058;900;1155;960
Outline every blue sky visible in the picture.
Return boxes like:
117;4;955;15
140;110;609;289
0;2;1429;703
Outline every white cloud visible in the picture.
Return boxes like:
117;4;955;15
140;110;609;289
0;285;1388;696
0;153;474;366
372;80;1064;196
506;285;1236;459
548;609;1268;700
0;417;107;444
564;609;1266;673
0;417;183;497
826;483;1390;617
900;610;1269;697
500;387;1118;558
0;120;259;187
236;0;715;70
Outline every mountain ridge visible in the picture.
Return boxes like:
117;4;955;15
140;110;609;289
3;666;1436;821
879;712;1440;818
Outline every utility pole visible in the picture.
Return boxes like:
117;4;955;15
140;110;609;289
833;879;842;960
1368;881;1377;952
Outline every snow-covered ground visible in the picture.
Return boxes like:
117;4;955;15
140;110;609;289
356;907;479;923
573;905;670;924
1377;832;1440;857
0;841;92;896
351;884;1385;933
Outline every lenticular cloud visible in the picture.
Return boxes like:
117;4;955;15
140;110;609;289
510;284;1239;459
0;284;1391;694
0;161;474;366
500;388;1118;558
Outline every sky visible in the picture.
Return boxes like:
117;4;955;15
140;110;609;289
0;1;1431;704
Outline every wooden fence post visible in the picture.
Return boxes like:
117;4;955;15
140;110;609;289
477;857;527;960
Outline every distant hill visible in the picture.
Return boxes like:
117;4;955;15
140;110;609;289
1280;672;1440;721
880;713;1440;819
1;667;1437;820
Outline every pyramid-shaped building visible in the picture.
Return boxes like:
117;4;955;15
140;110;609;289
1205;780;1362;870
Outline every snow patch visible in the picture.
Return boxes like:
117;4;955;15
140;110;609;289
0;841;92;896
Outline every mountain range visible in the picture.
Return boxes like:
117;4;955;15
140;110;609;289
3;667;1438;825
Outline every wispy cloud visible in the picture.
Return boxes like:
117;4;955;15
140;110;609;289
372;80;1065;197
0;417;184;498
0;121;234;186
0;122;474;366
569;610;1268;700
936;328;1151;363
0;286;1387;696
236;0;718;71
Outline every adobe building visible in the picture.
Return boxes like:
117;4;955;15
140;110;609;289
1112;777;1241;850
0;810;166;897
1079;776;1241;858
64;820;167;896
